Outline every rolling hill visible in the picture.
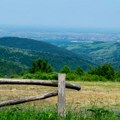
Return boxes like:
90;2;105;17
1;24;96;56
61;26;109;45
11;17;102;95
0;37;93;75
0;59;25;76
50;40;120;69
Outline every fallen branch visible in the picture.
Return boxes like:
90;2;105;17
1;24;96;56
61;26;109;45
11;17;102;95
0;91;58;107
0;78;81;90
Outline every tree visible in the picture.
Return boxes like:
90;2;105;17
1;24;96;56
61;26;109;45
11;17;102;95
75;66;84;75
100;64;115;80
88;64;115;80
30;59;54;73
60;65;71;74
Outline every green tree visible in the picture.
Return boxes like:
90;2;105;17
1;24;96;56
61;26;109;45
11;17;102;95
100;64;115;80
30;59;54;73
88;64;115;80
60;65;71;74
115;70;120;78
75;66;84;75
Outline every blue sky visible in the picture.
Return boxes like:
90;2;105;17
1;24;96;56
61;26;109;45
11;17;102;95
0;0;120;30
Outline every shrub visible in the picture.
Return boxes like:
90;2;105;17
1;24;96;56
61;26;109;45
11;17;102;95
33;72;58;80
23;73;34;79
60;65;71;74
88;64;115;80
75;66;84;76
10;74;21;78
80;74;107;82
66;73;79;81
0;74;4;78
23;72;58;80
30;59;54;73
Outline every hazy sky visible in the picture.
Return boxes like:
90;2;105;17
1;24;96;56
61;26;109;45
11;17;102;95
0;0;120;30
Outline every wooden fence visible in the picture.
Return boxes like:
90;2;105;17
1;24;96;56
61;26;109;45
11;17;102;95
0;74;81;117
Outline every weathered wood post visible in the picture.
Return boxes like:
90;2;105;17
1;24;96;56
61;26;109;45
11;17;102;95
58;73;66;117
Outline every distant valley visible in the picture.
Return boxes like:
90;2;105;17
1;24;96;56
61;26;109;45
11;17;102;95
48;40;120;69
0;37;92;75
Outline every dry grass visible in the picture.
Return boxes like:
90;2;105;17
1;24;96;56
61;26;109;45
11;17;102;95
0;81;120;109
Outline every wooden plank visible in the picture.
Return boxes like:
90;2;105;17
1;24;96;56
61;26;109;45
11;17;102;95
0;78;81;90
0;91;58;107
58;74;66;117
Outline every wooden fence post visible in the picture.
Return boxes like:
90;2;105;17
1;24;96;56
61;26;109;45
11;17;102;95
58;73;66;117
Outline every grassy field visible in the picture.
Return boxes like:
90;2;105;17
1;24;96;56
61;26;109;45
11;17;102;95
0;81;120;109
0;81;120;120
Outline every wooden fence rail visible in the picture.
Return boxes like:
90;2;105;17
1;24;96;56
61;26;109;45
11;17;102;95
0;74;81;117
0;91;58;107
0;78;81;90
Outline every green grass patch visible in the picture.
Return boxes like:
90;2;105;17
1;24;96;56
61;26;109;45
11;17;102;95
0;106;120;120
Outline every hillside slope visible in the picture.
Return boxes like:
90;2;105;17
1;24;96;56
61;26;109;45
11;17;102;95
0;59;25;76
0;37;93;75
51;40;120;69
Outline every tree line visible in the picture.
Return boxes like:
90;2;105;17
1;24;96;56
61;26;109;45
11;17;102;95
14;58;119;82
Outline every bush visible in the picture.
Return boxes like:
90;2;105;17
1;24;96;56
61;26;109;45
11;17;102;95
80;74;107;82
115;71;120;78
114;77;120;82
60;65;71;74
33;72;58;80
66;73;79;81
75;66;84;76
30;59;54;73
88;64;115;80
23;72;58;80
10;74;21;78
23;73;34;79
0;74;4;78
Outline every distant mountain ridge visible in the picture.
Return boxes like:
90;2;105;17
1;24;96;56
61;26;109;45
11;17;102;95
0;37;93;75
